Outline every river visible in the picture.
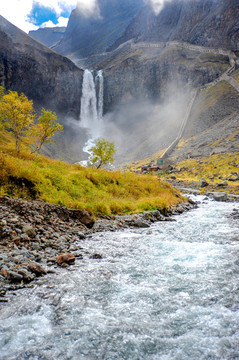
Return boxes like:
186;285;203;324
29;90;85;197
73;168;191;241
0;196;239;360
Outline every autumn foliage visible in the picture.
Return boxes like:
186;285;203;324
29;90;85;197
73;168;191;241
0;86;63;154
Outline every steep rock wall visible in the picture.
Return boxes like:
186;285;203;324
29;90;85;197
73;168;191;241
110;0;239;53
0;16;83;118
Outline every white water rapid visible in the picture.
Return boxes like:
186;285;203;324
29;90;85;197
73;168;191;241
1;196;239;359
80;69;104;166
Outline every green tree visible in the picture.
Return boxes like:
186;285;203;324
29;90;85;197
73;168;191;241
0;89;35;154
89;138;116;169
25;108;63;155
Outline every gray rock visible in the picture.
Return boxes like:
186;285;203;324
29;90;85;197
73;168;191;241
217;181;228;187
17;269;35;282
8;271;23;283
12;255;24;264
133;218;150;228
200;179;209;188
213;192;228;202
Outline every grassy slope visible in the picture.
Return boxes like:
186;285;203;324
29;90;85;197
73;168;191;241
0;130;183;216
126;150;239;194
166;153;239;194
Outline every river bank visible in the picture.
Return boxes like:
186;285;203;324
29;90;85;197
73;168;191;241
166;179;239;202
0;196;196;300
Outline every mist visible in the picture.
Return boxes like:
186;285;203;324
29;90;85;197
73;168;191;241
149;0;166;15
76;0;169;19
76;0;101;18
101;83;191;165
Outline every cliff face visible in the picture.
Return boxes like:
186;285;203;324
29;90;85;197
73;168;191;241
110;0;239;52
0;16;83;118
29;27;66;48
98;42;230;113
52;0;144;58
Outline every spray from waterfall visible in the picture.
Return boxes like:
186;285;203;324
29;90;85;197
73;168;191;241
80;69;104;165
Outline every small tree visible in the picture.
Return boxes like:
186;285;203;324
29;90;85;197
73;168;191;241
0;90;35;154
25;108;63;155
89;138;116;169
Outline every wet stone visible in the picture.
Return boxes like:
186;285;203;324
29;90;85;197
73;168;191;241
28;263;47;276
56;253;75;266
8;271;23;283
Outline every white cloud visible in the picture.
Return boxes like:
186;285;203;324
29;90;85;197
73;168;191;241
40;16;69;28
76;0;101;18
149;0;166;15
0;0;78;33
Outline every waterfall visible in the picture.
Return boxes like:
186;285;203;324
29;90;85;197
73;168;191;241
96;70;104;120
80;69;104;165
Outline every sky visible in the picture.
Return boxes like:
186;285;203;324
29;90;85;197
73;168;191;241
0;0;94;33
0;0;165;33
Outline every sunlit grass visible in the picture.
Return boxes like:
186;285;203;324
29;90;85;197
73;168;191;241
0;131;183;215
167;153;239;194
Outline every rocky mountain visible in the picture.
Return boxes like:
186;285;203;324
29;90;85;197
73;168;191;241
83;0;238;163
110;0;239;53
95;39;239;163
29;27;66;48
52;0;144;59
0;0;238;165
0;15;88;162
0;15;83;118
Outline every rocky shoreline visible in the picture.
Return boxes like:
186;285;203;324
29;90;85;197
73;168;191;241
167;179;239;202
0;196;196;301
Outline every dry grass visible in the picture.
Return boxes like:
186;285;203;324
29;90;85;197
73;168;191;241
166;153;239;194
0;132;183;215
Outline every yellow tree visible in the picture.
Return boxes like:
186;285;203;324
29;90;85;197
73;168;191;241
0;90;35;154
26;108;63;155
89;138;116;169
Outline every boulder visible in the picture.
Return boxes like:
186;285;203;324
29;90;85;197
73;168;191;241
133;218;150;228
200;179;209;188
8;271;23;283
213;192;228;202
72;210;95;228
217;181;228;187
56;253;75;266
28;262;47;276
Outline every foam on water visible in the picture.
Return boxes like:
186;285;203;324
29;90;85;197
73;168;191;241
0;197;239;359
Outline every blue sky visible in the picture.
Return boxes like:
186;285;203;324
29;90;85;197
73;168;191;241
28;4;71;27
0;0;94;32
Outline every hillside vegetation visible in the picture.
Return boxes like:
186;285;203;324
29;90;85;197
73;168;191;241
0;130;183;216
169;153;239;194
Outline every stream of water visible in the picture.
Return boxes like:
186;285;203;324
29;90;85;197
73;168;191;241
0;197;239;359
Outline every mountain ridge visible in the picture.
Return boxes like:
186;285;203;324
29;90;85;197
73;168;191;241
109;0;239;53
0;15;83;118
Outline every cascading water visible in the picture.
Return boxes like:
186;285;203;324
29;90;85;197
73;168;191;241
96;69;104;120
80;69;104;165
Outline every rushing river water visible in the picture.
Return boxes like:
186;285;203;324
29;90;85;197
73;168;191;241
0;197;239;360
